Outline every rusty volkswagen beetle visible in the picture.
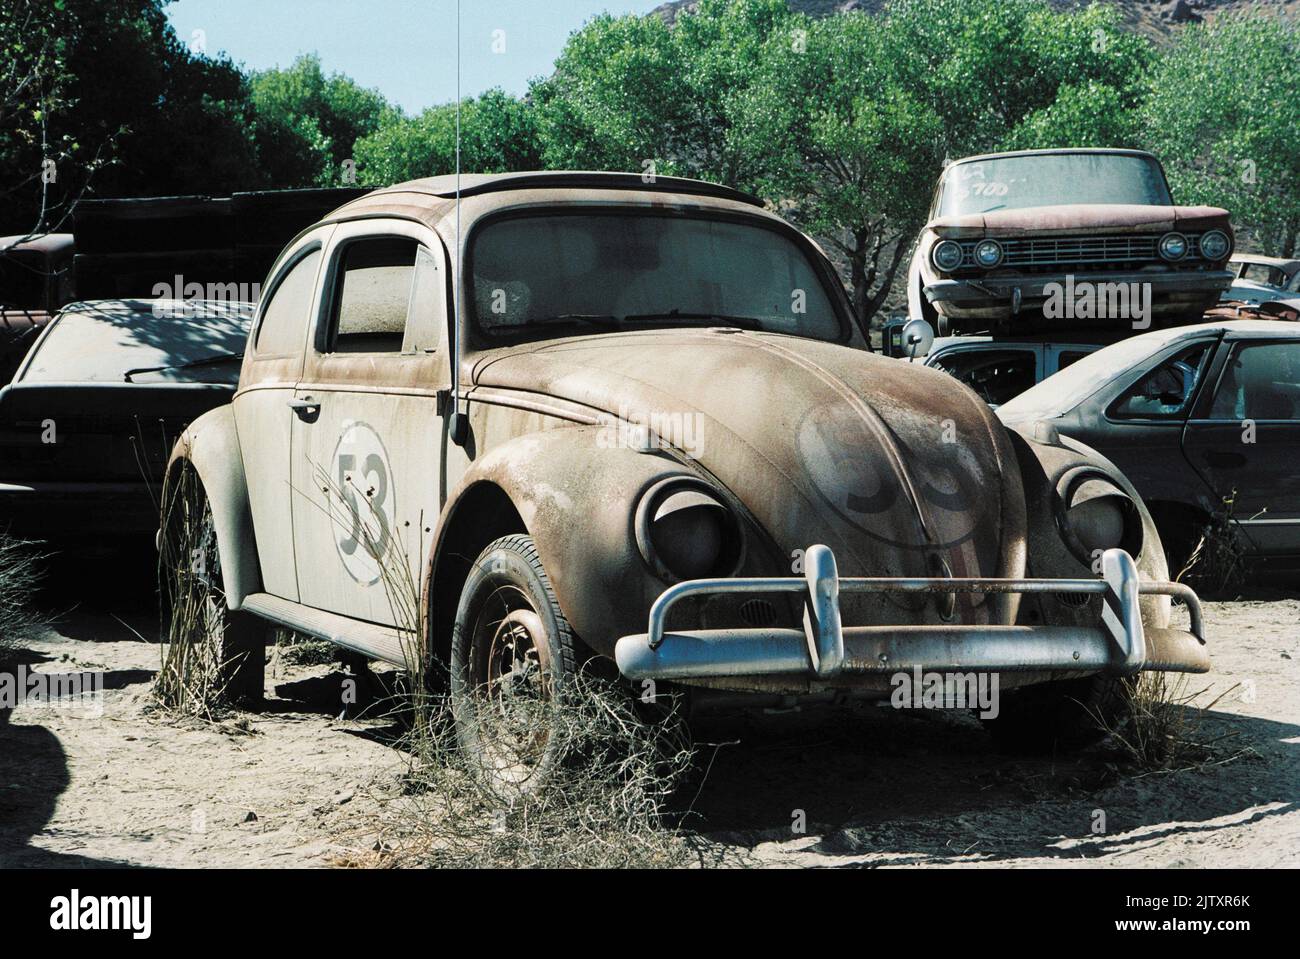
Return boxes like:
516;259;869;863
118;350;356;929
163;172;1209;786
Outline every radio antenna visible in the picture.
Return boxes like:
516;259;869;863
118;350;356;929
448;0;468;445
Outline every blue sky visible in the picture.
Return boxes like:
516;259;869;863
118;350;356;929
165;0;667;115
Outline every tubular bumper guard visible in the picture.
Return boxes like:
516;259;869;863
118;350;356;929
614;546;1209;681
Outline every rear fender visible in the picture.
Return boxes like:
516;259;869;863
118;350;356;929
163;405;261;609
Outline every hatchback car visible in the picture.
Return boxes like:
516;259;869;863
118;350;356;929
908;149;1234;335
999;320;1300;566
163;172;1209;787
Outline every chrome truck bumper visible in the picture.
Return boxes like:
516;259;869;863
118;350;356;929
614;546;1209;681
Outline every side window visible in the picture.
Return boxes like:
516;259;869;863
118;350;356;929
401;246;444;354
326;237;418;354
1209;342;1300;421
255;249;321;356
1111;343;1210;419
932;348;1037;406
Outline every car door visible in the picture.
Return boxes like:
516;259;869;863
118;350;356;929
289;220;450;624
233;228;333;601
1183;336;1300;557
1064;338;1219;507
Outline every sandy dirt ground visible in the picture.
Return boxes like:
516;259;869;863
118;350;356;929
1;550;1296;869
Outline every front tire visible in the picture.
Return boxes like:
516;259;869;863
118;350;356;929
981;673;1135;754
449;534;578;796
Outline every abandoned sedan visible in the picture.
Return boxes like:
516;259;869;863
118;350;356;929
164;172;1209;789
999;319;1300;569
0;298;252;541
908;149;1235;335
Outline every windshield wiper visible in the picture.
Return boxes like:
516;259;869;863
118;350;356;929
124;351;244;383
622;311;764;330
527;313;623;330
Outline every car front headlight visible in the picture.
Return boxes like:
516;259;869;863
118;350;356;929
1159;232;1188;262
974;239;1003;268
1055;468;1143;564
635;478;743;581
1199;229;1231;260
931;239;964;272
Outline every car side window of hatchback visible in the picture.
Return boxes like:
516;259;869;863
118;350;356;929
1209;341;1300;421
1110;343;1212;419
255;248;322;356
323;237;422;354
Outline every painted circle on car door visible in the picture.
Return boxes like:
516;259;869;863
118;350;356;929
329;420;396;585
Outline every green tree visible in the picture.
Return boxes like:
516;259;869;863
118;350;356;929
531;0;791;187
249;54;398;187
1142;13;1300;256
733;11;945;335
1;0;261;235
354;89;542;186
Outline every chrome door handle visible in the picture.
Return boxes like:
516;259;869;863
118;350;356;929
288;396;321;421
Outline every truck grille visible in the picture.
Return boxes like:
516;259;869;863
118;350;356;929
957;233;1211;271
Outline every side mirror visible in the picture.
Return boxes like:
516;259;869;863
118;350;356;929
448;410;470;446
901;317;935;362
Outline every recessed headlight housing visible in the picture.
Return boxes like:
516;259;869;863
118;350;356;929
1158;232;1188;262
974;239;1004;268
931;239;964;272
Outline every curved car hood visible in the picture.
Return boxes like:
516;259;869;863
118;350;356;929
928;203;1230;237
473;330;1027;613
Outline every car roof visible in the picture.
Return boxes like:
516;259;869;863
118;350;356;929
1230;253;1300;270
947;148;1159;167
321;171;766;229
1146;318;1298;340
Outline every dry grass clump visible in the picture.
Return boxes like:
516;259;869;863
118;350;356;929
153;460;235;720
1094;672;1255;773
0;534;43;654
348;671;700;869
1175;492;1255;594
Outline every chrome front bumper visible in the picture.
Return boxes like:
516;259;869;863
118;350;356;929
614;546;1209;681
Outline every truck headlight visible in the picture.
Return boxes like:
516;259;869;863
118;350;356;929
1198;229;1230;260
974;239;1003;268
931;240;964;272
635;478;743;581
1159;232;1188;262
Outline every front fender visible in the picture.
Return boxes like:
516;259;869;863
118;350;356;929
164;405;261;609
432;426;737;657
1007;421;1172;632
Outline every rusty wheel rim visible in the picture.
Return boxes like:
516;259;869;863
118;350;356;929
468;584;555;783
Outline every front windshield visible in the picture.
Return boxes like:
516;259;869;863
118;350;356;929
469;212;845;342
937;153;1173;217
998;329;1195;421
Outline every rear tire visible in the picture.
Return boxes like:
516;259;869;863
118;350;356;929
981;673;1134;754
449;534;578;797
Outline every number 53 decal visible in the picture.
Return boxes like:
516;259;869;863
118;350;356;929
330;421;396;585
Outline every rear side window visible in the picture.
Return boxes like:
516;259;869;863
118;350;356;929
1111;343;1210;419
932;348;1037;406
1209;341;1300;421
327;237;418;353
255;249;321;355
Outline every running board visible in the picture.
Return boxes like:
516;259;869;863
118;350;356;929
239;593;413;666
